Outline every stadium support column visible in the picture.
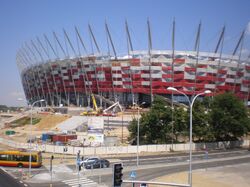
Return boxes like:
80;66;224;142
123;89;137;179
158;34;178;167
53;31;69;106
88;24;101;102
44;34;67;106
16;55;31;103
233;30;245;93
125;20;135;105
214;26;225;94
105;22;117;101
75;26;89;106
63;29;79;106
88;24;101;54
38;35;59;106
22;47;42;102
214;26;225;54
147;18;153;103
193;22;201;96
26;43;47;105
105;21;117;60
31;40;54;106
17;53;34;102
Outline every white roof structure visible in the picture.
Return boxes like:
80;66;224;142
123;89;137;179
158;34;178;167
56;116;87;131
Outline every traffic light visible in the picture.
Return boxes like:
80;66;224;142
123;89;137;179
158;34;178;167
113;163;123;187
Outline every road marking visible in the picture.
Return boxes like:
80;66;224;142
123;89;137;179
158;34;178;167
0;167;7;172
19;181;23;183
24;184;28;187
62;177;98;187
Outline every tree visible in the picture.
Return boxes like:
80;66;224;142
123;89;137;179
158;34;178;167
128;96;173;144
210;92;250;141
192;101;214;142
172;107;188;142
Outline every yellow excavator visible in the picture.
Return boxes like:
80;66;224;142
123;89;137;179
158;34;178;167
80;94;102;116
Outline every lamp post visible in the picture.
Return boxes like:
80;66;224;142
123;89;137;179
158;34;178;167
134;102;145;167
29;99;45;178
167;87;211;187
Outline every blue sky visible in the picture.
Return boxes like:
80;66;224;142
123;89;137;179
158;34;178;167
0;0;250;106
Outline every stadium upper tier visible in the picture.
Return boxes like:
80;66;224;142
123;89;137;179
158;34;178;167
17;50;250;107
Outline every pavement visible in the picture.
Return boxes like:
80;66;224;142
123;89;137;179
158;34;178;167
1;149;250;187
152;163;250;187
21;151;250;187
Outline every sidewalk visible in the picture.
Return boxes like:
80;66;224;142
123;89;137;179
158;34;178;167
151;163;250;187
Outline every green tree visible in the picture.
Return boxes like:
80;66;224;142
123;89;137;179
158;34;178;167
172;107;188;142
192;101;214;142
128;96;173;144
210;92;250;141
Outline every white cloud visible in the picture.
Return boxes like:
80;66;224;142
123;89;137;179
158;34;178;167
10;91;24;97
246;22;250;35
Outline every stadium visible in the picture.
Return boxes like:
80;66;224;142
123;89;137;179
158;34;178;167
16;22;250;107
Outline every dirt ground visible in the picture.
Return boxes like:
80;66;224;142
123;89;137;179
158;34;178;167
0;114;69;143
1;114;130;144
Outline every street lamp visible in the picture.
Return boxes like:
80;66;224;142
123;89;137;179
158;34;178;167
29;99;45;178
167;87;211;187
133;101;146;167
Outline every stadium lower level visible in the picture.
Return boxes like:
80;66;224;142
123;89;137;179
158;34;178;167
19;50;250;107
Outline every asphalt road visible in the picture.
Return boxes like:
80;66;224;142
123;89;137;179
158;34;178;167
2;149;250;187
0;167;28;187
84;149;250;187
92;156;250;187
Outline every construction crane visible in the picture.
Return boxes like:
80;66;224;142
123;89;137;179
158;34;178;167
80;94;102;116
103;102;123;117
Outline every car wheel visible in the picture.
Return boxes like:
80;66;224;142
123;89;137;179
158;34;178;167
103;164;108;168
17;163;23;168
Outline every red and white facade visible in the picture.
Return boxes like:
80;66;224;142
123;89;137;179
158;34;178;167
19;50;250;106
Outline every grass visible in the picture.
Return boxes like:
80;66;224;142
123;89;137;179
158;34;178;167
12;117;41;126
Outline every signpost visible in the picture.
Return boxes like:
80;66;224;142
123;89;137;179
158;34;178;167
50;155;54;187
76;151;81;187
130;171;137;187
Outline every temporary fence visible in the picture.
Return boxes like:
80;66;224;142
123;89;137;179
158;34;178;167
0;137;248;156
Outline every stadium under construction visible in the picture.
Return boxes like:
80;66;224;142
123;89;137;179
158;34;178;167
16;20;250;108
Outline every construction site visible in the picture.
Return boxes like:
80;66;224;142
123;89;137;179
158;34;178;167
0;99;144;150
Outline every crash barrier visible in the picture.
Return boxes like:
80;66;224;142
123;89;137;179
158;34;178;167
0;137;248;156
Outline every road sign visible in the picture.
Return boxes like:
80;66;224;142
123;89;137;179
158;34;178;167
130;171;137;179
205;151;208;160
77;159;81;166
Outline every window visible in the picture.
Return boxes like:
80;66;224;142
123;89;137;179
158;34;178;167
0;154;8;161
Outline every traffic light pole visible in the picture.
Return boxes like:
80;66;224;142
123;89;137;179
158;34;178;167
113;163;123;187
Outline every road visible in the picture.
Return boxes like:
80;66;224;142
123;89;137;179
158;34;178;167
85;149;250;186
1;149;250;187
91;156;250;187
0;167;28;187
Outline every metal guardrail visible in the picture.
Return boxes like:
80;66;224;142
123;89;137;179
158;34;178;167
123;180;190;187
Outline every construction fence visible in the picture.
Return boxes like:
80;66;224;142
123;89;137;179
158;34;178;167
0;137;249;156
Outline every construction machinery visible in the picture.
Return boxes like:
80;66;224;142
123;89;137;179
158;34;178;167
80;94;102;116
103;102;123;117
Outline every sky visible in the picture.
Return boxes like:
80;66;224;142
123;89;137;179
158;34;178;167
0;0;250;107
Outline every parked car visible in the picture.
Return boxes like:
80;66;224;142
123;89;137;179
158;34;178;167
84;159;110;169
